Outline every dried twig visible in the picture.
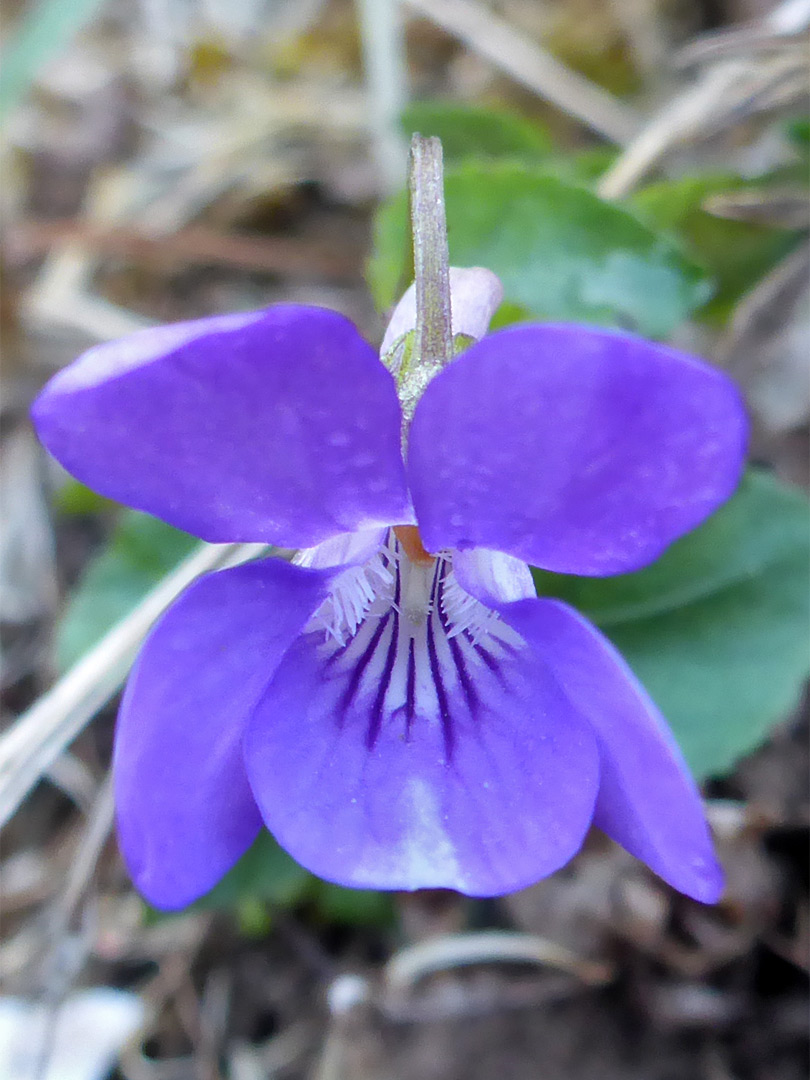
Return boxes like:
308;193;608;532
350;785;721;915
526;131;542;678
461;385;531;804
10;220;365;284
22;242;151;342
356;0;409;192
0;542;266;829
402;0;639;144
598;0;809;199
717;240;810;436
673;0;810;66
55;773;116;923
384;929;613;991
25;781;116;1068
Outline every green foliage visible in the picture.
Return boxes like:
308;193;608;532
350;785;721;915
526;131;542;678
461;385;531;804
532;471;807;625
539;146;618;184
192;830;393;927
632;175;800;324
56;510;197;672
54;480;118;516
390;103;803;330
369;163;711;338
534;471;810;779
401;101;552;163
787;117;810;148
309;881;394;926
403;98;616;181
194;830;311;911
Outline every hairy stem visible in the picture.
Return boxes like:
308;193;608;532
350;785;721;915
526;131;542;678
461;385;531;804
409;134;453;374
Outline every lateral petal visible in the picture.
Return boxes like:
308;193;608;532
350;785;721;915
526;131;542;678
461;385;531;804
114;556;332;909
505;598;723;903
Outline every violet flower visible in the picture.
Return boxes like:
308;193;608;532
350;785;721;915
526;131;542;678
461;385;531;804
32;264;746;911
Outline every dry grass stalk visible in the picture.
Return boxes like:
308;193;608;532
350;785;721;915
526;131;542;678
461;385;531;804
403;0;639;144
0;542;266;829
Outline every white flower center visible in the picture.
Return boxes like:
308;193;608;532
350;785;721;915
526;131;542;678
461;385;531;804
301;531;523;756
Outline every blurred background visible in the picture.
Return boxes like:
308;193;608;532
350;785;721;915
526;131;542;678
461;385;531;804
0;0;808;1077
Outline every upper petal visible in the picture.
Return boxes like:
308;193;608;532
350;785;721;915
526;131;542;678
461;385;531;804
408;324;747;575
32;306;411;547
503;597;723;903
243;543;599;895
380;266;504;354
114;555;333;909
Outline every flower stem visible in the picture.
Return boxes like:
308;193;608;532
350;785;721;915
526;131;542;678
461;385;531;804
408;134;453;373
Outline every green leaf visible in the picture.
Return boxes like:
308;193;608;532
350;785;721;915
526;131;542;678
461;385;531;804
170;830;393;927
532;471;808;626
56;510;198;672
609;547;809;780
540;146;618;184
401;101;552;163
369;163;711;338
632;174;799;324
53;479;118;516
310;882;395;927
189;830;393;927
488;300;532;331
0;0;106;117
400;102;613;181
194;830;312;911
787;116;810;149
534;471;810;778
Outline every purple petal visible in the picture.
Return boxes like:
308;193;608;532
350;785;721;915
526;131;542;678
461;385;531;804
507;598;723;903
114;556;332;909
452;548;535;606
33;306;411;547
295;527;390;569
380;267;504;354
243;550;599;895
408;324;747;575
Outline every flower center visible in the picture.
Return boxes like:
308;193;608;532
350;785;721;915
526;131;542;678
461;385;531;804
393;524;434;567
304;532;523;757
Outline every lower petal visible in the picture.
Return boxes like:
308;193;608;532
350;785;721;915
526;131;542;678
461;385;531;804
505;598;723;903
114;556;332;909
243;555;599;896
